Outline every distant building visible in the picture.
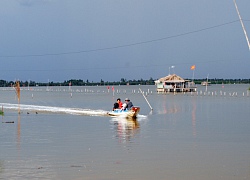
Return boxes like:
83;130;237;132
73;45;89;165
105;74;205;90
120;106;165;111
155;74;197;93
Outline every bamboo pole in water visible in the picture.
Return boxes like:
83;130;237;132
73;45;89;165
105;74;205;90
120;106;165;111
139;88;153;111
233;0;250;50
15;81;21;114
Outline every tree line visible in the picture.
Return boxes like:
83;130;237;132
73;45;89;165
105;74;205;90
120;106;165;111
0;78;250;87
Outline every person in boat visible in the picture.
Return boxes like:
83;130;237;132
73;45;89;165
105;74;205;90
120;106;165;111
113;98;123;110
121;98;133;110
117;98;123;108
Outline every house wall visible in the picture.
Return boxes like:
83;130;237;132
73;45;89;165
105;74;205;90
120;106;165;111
156;81;197;93
156;83;164;89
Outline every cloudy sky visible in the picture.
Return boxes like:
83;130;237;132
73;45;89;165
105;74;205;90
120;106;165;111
0;0;250;82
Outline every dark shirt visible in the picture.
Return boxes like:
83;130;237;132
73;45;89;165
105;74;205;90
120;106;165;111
113;103;119;110
126;101;133;110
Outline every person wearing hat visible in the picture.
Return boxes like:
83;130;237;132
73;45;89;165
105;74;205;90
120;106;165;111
122;98;134;110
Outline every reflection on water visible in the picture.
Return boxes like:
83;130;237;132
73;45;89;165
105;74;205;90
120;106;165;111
158;96;180;115
17;114;21;151
110;117;140;143
1;113;57;179
192;98;197;137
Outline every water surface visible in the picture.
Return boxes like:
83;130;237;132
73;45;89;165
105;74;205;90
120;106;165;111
1;85;250;179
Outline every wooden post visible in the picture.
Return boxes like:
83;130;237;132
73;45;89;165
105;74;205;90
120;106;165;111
15;81;21;114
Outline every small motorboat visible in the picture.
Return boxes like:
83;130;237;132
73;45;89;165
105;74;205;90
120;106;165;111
108;106;140;118
201;81;211;86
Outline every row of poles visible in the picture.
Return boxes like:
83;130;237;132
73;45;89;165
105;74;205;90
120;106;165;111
1;86;249;98
3;86;248;98
187;90;250;97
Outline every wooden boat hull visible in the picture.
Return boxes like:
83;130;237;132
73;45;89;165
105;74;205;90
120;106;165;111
108;107;140;118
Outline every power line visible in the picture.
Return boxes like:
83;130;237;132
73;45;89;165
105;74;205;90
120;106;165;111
0;20;240;58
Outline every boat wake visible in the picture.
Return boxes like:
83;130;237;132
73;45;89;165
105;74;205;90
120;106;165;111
0;103;108;116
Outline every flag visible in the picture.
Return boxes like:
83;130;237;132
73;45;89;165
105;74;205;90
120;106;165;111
190;65;196;70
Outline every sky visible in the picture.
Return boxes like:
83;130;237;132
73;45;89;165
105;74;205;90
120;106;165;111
0;0;250;83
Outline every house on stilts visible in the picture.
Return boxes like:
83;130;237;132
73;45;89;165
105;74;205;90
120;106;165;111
155;74;197;93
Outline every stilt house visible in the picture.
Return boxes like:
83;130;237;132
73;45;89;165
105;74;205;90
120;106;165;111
155;74;197;93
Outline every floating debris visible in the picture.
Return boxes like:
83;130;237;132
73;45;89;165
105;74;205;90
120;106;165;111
70;165;82;168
